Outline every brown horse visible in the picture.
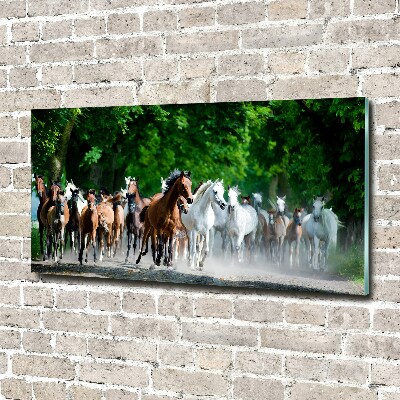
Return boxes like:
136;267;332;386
78;191;98;264
265;209;286;264
34;175;48;259
97;199;114;262
47;191;70;261
125;177;151;262
285;208;303;268
40;182;61;260
111;192;125;257
136;170;193;268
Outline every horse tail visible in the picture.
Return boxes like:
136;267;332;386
139;206;149;223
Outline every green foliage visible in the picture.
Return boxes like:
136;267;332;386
32;98;365;224
31;224;41;260
330;245;365;283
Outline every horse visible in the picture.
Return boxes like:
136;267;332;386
252;192;270;259
96;198;114;262
226;186;258;263
65;180;86;214
66;188;81;254
136;170;193;268
275;195;290;228
34;175;48;260
40;181;61;260
125;177;151;263
285;208;303;268
181;180;226;270
78;191;99;264
46;191;70;262
110;192;125;257
302;196;342;270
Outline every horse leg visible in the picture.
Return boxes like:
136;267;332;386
113;225;119;257
46;229;52;261
85;234;90;263
199;230;211;270
196;235;205;270
321;241;329;271
92;230;97;263
136;223;151;265
52;230;57;262
106;230;111;258
289;239;293;268
59;226;64;260
156;233;163;267
166;235;174;268
125;230;132;263
118;224;123;255
98;230;104;262
313;236;320;270
209;227;215;258
173;237;179;262
78;232;85;265
188;230;196;270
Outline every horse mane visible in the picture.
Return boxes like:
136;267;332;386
192;180;204;195
163;169;191;194
192;180;213;205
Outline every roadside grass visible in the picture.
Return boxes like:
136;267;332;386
329;244;364;284
31;223;41;260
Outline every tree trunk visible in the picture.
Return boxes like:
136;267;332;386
48;110;79;183
269;176;278;201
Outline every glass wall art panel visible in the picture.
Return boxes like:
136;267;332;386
31;98;369;295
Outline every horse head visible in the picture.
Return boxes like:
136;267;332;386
55;191;66;217
49;182;60;202
178;170;193;204
212;181;226;210
127;193;136;213
127;178;138;195
276;195;286;215
241;195;251;205
87;191;97;212
227;185;240;212
293;207;303;226
312;196;325;222
177;195;189;214
35;175;46;198
252;193;262;212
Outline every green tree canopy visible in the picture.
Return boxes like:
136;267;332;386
32;98;365;222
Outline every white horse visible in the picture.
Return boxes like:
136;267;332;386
226;186;258;263
276;195;290;228
302;196;342;270
181;180;226;270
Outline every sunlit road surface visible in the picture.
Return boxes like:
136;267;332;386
32;239;364;295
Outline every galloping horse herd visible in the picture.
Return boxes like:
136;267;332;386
34;169;343;273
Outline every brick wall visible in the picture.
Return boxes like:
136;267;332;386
0;0;399;398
